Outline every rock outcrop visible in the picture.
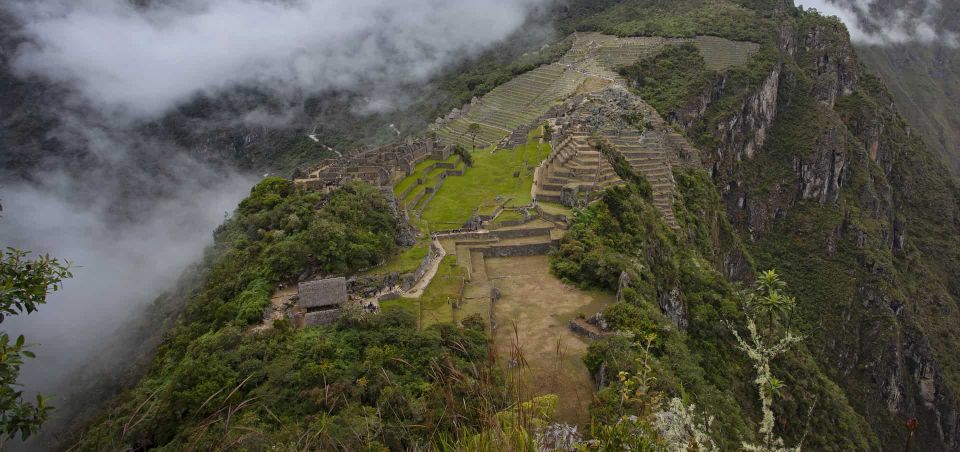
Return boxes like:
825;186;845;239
651;10;960;450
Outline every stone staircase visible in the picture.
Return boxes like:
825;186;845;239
598;128;679;228
534;132;623;205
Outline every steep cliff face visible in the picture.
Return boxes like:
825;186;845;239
664;9;960;450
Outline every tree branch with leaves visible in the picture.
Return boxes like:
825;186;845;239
0;247;72;445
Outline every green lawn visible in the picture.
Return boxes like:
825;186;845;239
418;256;465;327
494;209;526;223
363;238;430;276
372;251;465;329
420;138;551;229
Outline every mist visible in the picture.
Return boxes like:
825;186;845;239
8;0;548;120
0;0;552;447
796;0;959;46
1;164;255;394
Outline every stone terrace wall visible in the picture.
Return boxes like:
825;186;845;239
479;241;557;258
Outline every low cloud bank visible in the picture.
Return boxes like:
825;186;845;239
0;0;552;445
8;0;549;120
2;164;255;396
796;0;958;46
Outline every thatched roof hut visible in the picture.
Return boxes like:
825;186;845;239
298;277;348;309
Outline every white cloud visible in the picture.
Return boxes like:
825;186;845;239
9;0;548;119
0;2;552;441
1;152;256;396
796;0;958;46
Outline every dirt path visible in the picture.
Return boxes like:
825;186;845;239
402;238;446;298
250;285;297;333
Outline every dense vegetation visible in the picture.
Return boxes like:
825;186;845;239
67;180;512;450
615;3;960;448
621;34;778;153
59;1;960;450
76;308;500;450
623;44;713;115
550;167;879;450
564;0;778;44
183;178;400;328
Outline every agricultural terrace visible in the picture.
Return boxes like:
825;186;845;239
437;65;585;149
369;30;764;425
401;130;551;231
691;35;760;70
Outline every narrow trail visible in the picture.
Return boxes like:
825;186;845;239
402;238;446;298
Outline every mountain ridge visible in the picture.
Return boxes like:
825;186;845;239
4;0;960;450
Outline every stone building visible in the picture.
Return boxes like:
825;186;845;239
293;137;449;192
298;277;348;326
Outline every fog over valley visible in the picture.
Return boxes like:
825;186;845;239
3;0;960;450
0;0;551;447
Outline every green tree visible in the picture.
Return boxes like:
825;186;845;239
453;144;474;167
0;247;71;445
467;122;482;150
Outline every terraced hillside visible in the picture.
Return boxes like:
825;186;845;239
435;64;585;149
536;87;694;229
392;153;466;216
533;130;623;205
434;32;759;150
691;35;760;70
367;31;759;422
599;128;680;227
567;33;674;70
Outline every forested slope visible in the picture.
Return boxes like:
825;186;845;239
58;1;960;450
619;2;960;448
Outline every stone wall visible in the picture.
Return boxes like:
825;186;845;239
408;190;427;209
413;241;444;283
399;183;417;200
435;226;554;242
535;205;569;225
479;241;556;257
294;137;440;191
304;309;341;326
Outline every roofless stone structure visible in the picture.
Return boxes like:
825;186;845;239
293;137;454;192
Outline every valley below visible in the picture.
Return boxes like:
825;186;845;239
3;0;960;451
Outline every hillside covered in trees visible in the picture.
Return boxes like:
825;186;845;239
3;0;959;451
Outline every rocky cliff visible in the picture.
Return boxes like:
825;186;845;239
639;5;960;450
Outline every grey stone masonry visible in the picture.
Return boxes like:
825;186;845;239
294;137;440;192
298;277;348;309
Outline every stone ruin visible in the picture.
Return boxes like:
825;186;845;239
529;86;702;228
293;136;456;192
295;277;348;326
